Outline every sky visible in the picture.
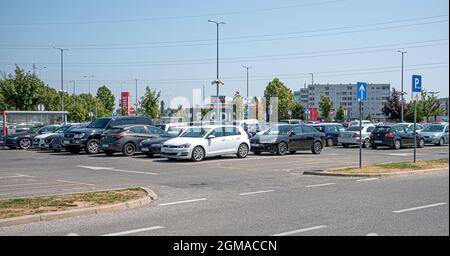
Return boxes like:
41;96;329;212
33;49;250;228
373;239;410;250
0;0;448;109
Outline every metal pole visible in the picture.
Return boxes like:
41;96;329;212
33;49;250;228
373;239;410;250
398;51;406;122
359;101;362;168
54;47;69;124
413;99;417;163
135;79;138;115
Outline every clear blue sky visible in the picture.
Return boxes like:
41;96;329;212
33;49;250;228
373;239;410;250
1;0;448;108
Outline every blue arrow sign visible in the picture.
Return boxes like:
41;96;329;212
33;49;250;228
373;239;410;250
412;75;422;93
357;82;367;102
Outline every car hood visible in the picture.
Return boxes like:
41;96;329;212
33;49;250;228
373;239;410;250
69;127;101;134
34;133;57;139
250;134;284;143
141;136;173;145
420;131;442;136
163;137;204;146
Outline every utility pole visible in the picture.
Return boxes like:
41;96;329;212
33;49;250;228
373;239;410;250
54;47;69;124
202;84;205;108
307;73;314;122
208;20;225;122
135;78;139;115
243;66;252;120
398;50;407;122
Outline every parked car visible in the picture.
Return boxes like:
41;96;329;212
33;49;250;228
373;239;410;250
155;122;188;131
161;125;250;162
100;125;164;156
63;116;153;154
140;126;188;157
309;123;345;146
47;124;88;152
370;125;425;149
397;123;424;133
338;124;376;148
279;119;303;124
349;120;372;127
33;124;75;149
249;124;326;155
419;123;449;146
4;124;60;149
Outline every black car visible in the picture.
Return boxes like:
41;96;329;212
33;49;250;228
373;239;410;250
100;125;163;156
249;124;326;155
370;125;425;150
4;124;60;149
140;126;187;157
62;116;153;154
44;124;88;152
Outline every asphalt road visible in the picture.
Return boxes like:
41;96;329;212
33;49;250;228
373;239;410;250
0;145;448;236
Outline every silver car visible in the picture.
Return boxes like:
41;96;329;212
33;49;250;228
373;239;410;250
419;123;449;146
339;124;376;148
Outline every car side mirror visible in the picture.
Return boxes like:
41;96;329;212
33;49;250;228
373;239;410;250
290;132;296;136
207;134;216;139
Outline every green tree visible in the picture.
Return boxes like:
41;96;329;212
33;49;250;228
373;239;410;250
382;88;402;121
318;96;334;121
405;90;444;122
263;78;295;120
96;85;115;116
365;113;374;122
140;86;161;118
335;106;346;122
291;102;304;120
232;91;245;120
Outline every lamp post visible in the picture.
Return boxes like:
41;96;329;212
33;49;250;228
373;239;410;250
307;73;314;122
397;50;407;122
243;66;252;120
208;20;225;122
54;47;69;124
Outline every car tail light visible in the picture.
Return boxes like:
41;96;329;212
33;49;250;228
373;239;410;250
385;132;394;139
353;132;360;138
112;135;123;139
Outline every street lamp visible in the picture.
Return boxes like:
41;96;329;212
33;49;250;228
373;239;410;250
397;50;407;122
243;66;252;120
208;19;226;121
307;73;314;122
54;47;69;124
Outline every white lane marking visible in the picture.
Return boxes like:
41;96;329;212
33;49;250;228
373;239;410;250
239;190;275;196
306;183;336;188
388;153;409;156
366;233;379;236
66;233;79;236
77;165;158;175
356;178;379;182
101;226;164;236
273;225;328;236
158;198;207;206
393;202;447;213
56;180;95;186
0;174;32;179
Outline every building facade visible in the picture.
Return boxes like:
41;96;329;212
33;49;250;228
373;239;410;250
294;83;391;121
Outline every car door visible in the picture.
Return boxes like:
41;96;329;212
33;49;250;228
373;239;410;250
300;125;316;149
288;126;303;150
223;127;242;153
398;126;413;145
129;126;148;145
206;127;226;155
444;126;449;143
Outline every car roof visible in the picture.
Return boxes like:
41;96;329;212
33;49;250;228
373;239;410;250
110;124;152;128
185;125;240;129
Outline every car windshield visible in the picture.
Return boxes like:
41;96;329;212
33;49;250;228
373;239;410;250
345;126;361;131
265;126;292;135
87;118;111;129
180;128;211;138
55;126;70;133
313;126;325;132
162;128;182;137
28;125;43;133
423;125;445;132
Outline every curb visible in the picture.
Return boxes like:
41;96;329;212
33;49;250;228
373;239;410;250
0;187;158;228
303;168;449;178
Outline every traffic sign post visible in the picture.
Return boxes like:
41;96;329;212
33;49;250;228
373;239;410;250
357;82;367;169
412;75;422;163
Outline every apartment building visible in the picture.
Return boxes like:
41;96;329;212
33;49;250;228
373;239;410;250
294;83;391;121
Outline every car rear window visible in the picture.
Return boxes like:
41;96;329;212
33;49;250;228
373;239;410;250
105;128;126;134
345;126;361;131
373;127;392;133
313;126;325;132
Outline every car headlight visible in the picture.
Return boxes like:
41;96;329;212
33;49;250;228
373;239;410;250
73;133;85;139
177;143;191;148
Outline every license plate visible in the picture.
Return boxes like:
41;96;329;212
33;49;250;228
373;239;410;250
63;140;70;144
374;140;382;144
141;148;149;152
43;144;49;147
102;144;109;148
251;143;260;147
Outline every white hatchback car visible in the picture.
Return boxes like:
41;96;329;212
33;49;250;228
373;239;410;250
161;125;250;162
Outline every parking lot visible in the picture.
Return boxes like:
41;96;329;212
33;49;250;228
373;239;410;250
0;145;448;236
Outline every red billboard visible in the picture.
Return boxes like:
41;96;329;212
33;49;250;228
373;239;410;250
120;92;131;115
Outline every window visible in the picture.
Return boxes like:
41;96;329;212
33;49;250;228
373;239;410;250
211;127;225;137
302;125;315;133
292;127;302;135
366;126;375;133
148;127;163;134
130;126;147;134
224;127;241;136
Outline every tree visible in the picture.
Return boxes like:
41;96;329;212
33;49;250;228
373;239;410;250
172;105;187;119
405;90;444;122
160;100;166;116
263;78;295;120
140;86;161;118
318;96;334;121
382;88;402;121
232;91;245;120
365;114;374;122
335;106;346;122
96;85;115;116
291;102;304;120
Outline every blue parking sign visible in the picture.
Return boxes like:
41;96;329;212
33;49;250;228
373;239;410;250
357;82;367;102
412;75;422;93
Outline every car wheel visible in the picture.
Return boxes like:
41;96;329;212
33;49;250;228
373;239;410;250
145;153;154;157
122;143;136;156
342;143;349;148
311;141;322;154
104;150;115;156
394;140;401;150
276;142;288;156
418;138;425;148
18;138;32;150
438;138;444;146
191;146;205;162
237;143;249;158
327;138;334;147
252;151;262;155
363;138;370;148
86;139;100;154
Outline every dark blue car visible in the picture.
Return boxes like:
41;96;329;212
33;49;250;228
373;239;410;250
309;123;345;147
